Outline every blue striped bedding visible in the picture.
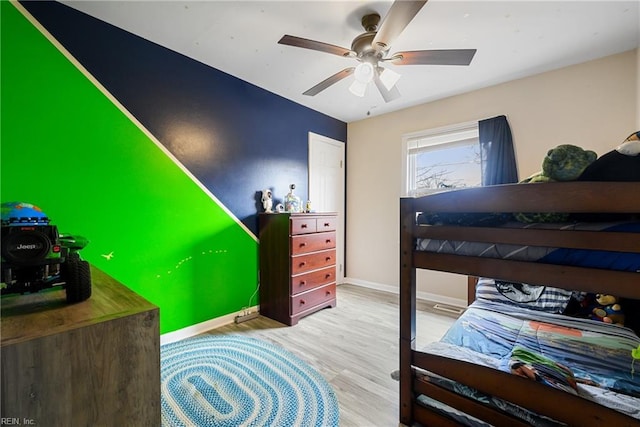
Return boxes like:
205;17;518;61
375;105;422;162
420;300;640;424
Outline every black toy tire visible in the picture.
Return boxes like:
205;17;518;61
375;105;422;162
62;254;92;303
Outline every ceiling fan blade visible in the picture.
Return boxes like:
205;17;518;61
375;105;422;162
389;49;477;66
303;67;355;96
372;0;428;51
374;72;401;103
278;35;353;57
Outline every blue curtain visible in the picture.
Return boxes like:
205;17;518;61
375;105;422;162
479;115;518;185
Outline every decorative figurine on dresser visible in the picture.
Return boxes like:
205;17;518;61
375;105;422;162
284;183;302;213
261;189;273;213
258;211;337;325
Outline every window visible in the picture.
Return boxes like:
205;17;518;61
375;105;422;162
402;121;481;197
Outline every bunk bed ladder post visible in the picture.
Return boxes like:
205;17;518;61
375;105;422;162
399;197;417;426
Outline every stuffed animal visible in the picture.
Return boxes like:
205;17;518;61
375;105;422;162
578;131;640;182
616;130;640;155
520;144;597;183
590;294;625;326
515;144;597;223
572;131;640;221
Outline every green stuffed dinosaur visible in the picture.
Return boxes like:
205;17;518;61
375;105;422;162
515;144;597;223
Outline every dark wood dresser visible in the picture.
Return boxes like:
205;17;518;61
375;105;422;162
259;212;337;325
1;266;160;426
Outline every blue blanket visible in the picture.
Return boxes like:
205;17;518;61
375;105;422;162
441;300;640;398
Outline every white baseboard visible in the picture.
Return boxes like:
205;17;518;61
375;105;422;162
160;305;259;345
343;277;466;309
162;278;466;344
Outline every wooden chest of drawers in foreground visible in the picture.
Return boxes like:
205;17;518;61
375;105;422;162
259;212;337;325
1;266;160;425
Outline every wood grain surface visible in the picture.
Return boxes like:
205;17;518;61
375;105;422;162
1;266;160;426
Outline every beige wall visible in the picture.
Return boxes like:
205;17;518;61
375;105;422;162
345;49;638;304
637;48;640;129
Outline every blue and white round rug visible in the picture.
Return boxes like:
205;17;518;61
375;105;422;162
161;335;340;427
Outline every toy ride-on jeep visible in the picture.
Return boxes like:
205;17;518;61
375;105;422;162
1;202;91;303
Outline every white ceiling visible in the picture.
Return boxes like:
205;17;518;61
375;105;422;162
61;0;639;123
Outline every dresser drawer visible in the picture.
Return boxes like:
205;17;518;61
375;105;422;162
291;266;335;295
291;249;335;275
316;216;337;233
291;217;317;235
291;231;336;255
291;283;336;315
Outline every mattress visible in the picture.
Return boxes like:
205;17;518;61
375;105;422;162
415;220;640;272
419;300;640;425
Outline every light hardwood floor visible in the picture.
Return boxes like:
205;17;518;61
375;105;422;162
200;284;458;427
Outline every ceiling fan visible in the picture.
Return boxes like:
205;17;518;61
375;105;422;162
278;0;476;102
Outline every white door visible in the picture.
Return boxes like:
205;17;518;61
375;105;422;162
308;132;345;284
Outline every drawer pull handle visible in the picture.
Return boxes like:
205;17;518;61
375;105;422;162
299;262;307;267
326;291;332;296
325;274;331;279
325;239;331;244
301;224;308;228
324;223;330;227
325;257;331;261
300;299;306;305
300;242;307;247
300;281;306;286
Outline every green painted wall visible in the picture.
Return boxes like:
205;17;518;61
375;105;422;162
1;2;258;333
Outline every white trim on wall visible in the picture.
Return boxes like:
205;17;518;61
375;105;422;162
308;132;346;283
343;277;467;308
637;48;640;129
160;305;259;345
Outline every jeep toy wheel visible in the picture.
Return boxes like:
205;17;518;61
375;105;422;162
62;254;92;303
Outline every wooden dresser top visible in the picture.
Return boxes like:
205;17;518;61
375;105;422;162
1;266;157;346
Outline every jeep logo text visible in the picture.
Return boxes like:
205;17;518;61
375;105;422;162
16;243;41;250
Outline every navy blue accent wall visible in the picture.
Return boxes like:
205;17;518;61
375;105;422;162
22;1;346;235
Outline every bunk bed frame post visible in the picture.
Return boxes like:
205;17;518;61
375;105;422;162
399;197;416;425
467;276;478;305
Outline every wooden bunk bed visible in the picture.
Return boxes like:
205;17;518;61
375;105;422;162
399;182;640;427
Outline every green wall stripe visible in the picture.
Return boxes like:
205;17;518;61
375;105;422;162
1;1;258;333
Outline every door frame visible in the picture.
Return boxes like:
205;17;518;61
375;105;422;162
308;132;346;284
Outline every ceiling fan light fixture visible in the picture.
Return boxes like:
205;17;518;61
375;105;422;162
379;67;401;90
279;0;475;104
353;62;375;84
349;79;368;97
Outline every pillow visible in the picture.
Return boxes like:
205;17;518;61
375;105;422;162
476;277;573;313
